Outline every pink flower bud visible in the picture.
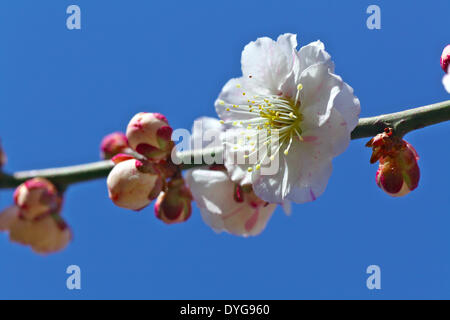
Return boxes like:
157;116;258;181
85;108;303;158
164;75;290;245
0;206;71;254
107;159;164;211
13;178;62;220
100;132;129;160
441;45;450;73
9;213;71;254
0;140;6;168
367;129;420;197
126;113;174;162
155;177;192;224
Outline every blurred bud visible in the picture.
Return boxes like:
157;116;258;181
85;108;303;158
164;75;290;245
13;178;62;220
155;177;192;224
126;112;173;162
107;159;164;211
366;128;420;197
0;205;71;254
100;132;129;160
0;206;19;232
0;140;6;168
9;212;71;254
441;45;450;73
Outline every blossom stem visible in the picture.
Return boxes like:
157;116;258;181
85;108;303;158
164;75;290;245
0;100;449;190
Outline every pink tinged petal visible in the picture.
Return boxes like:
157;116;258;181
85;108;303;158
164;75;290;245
244;210;260;232
186;168;276;237
302;108;351;158
299;63;342;127
309;189;316;201
241;33;298;94
297;40;334;74
330;80;361;133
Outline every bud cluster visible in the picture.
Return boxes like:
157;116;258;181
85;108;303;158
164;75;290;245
105;112;192;224
366;128;420;197
0;178;71;254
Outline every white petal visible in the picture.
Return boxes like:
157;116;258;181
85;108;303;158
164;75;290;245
241;33;298;94
185;169;232;215
331;80;361;132
185;169;276;236
298;40;334;73
298;63;341;127
302;107;352;158
252;139;333;204
443;73;450;93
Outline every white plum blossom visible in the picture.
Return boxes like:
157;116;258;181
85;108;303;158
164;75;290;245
214;33;360;204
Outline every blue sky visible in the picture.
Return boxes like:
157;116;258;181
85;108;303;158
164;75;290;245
0;0;449;299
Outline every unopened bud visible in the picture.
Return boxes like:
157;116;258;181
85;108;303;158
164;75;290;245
100;132;129;160
126;113;173;161
9;213;71;254
441;45;450;73
155;177;192;224
367;129;420;197
14;178;62;220
107;159;164;211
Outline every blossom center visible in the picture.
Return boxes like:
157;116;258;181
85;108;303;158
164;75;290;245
220;84;305;172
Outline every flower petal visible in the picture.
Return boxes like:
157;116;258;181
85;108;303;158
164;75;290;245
298;63;341;127
298;40;334;73
241;33;298;94
443;73;450;93
185;169;276;236
302;108;352;158
331;80;361;132
251;138;333;204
